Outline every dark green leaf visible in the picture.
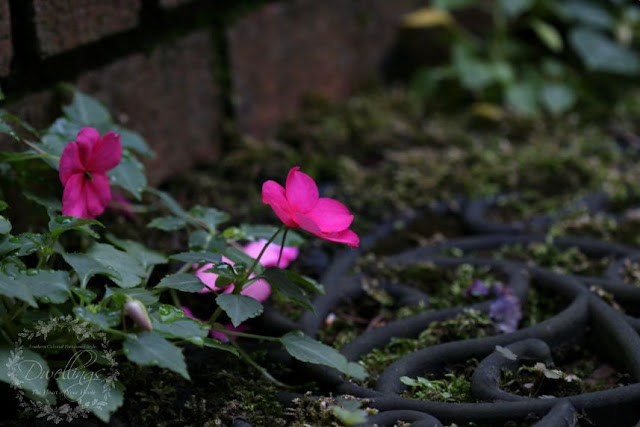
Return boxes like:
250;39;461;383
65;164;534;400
560;1;614;29
62;253;120;288
0;216;10;234
17;270;71;304
221;246;262;274
0;346;49;396
149;306;209;345
148;216;187;231
505;81;539;115
105;287;159;305
280;331;367;380
499;0;533;18
156;273;205;293
56;372;124;423
86;243;146;288
170;251;221;264
202;338;239;356
541;83;576;115
0;201;7;211
106;235;167;273
263;268;313;311
216;293;263;327
109;152;146;200
0;272;37;307
284;270;324;295
123;332;190;379
569;27;640;75
10;233;46;257
188;206;230;232
48;215;103;239
530;20;563;53
63;90;112;125
111;125;154;157
73;306;120;329
71;287;97;304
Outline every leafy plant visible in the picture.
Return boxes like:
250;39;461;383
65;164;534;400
407;0;640;116
0;89;367;422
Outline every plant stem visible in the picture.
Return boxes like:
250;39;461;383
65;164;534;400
277;227;289;267
229;339;290;388
245;225;285;278
210;326;280;342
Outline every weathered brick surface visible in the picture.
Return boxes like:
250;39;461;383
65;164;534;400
227;0;422;137
158;0;196;9
0;90;58;150
77;31;220;184
33;0;142;57
0;0;11;76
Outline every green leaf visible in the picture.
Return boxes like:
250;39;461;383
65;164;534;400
56;372;124;423
170;251;221;264
71;287;97;304
149;306;209;345
48;215;103;239
156;273;205;293
106;235;167;273
280;331;367;380
452;46;496;92
0;346;50;396
146;188;190;218
0;216;10;234
109;152;146;200
505;81;539;116
221;246;262;274
63;90;112;125
111;125;154;157
284;270;324;295
10;233;46;257
0;115;19;141
188;206;230;232
0;272;37;307
17;270;71;304
148;216;187;231
123;332;190;379
530;20;563;53
263;268;313;311
499;0;533;18
0;201;8;211
202;338;240;356
540;83;576;115
216;293;263;327
62;253;120;288
560;1;614;29
188;231;226;252
569;27;640;75
105;287;159;305
73;306;121;329
87;243;146;288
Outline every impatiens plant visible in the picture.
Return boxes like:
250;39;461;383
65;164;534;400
0;88;366;423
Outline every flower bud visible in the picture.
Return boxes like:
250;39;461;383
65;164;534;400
124;299;153;331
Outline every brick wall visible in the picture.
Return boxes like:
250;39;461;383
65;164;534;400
0;0;424;183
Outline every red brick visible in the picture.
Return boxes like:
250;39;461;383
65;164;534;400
0;0;11;76
158;0;196;9
76;31;220;184
227;0;422;138
33;0;141;57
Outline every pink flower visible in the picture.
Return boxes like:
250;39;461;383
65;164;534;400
262;166;359;248
195;240;299;301
181;306;246;342
59;127;122;218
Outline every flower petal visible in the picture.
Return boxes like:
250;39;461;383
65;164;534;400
83;173;112;218
90;131;122;172
319;229;360;248
304;197;354;233
62;174;89;218
194;263;226;293
262;180;296;227
241;279;271;302
59;142;84;185
285;167;318;213
75;127;100;166
243;240;299;268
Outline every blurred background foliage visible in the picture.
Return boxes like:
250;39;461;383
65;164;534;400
401;0;640;117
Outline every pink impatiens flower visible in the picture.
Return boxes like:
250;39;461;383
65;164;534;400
195;240;299;301
262;167;359;248
59;127;122;218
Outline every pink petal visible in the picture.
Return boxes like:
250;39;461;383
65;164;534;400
62;174;89;218
75;127;100;167
194;263;226;293
304;198;354;233
210;323;248;342
320;229;360;248
90;131;122;173
293;211;323;235
285;167;318;213
262;180;296;227
59;142;84;185
83;173;112;218
242;240;299;268
181;306;203;321
240;279;271;302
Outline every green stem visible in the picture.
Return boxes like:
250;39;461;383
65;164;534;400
277;227;289;267
170;289;181;307
245;225;285;279
103;327;130;339
229;339;290;388
210;326;280;342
